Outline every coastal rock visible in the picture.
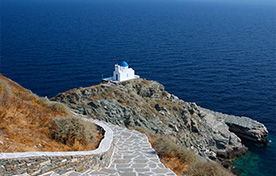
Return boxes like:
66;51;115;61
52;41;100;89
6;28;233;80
52;78;264;161
199;107;269;145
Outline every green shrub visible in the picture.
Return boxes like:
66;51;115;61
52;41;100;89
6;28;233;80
48;116;98;146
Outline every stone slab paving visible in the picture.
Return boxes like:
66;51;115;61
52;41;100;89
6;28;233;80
23;122;176;176
82;124;176;176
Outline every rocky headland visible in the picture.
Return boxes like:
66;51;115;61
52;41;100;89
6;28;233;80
198;107;269;145
51;78;268;163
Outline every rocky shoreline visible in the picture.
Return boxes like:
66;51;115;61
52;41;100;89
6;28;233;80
51;78;268;163
198;107;269;145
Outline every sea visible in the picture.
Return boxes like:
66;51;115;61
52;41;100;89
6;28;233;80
1;0;275;175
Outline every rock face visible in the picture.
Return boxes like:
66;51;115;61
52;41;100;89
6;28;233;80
51;79;260;161
198;107;269;145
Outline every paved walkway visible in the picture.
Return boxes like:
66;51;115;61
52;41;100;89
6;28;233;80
55;123;176;176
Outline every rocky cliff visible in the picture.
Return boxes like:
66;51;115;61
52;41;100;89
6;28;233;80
51;78;268;161
198;107;268;145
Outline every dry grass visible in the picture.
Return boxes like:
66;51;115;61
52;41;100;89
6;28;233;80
0;74;102;152
185;159;235;176
150;135;195;175
150;135;234;176
151;136;195;163
155;98;184;112
36;97;71;115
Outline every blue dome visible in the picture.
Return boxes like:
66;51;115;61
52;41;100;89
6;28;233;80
120;61;129;67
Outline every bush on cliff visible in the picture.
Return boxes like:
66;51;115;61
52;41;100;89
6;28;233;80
151;135;195;174
152;136;195;163
36;97;70;114
48;116;100;150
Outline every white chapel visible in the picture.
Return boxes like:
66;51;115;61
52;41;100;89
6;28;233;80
103;61;140;82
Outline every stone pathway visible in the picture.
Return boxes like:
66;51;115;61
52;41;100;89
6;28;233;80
47;123;176;176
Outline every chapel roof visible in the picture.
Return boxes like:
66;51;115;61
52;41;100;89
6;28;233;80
120;61;129;67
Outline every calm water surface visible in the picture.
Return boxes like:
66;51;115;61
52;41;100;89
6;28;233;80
1;0;275;175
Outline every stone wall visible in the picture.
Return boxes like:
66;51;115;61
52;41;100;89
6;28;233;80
0;119;114;176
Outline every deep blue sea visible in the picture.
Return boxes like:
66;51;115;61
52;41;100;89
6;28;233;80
1;0;275;175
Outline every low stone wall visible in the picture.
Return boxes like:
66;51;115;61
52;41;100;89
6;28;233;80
0;119;114;176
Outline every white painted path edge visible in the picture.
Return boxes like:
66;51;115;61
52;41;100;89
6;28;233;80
40;120;176;176
0;119;113;160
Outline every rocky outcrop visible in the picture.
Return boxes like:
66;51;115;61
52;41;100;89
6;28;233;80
51;78;266;161
198;107;269;145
